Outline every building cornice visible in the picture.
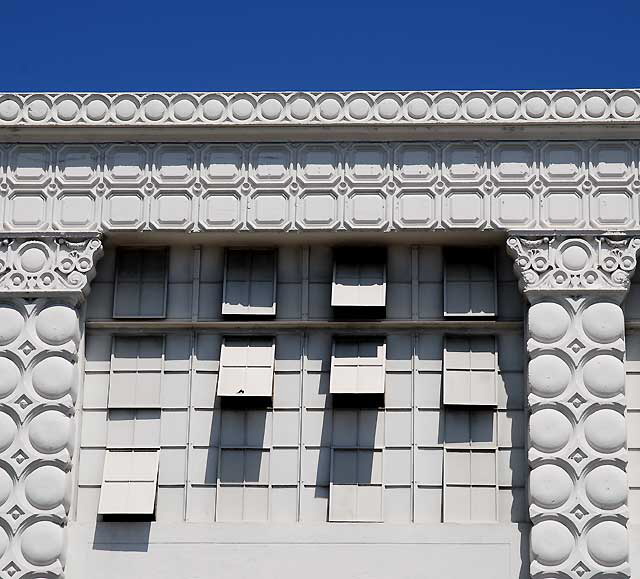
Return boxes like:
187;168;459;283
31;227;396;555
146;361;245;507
2;89;640;142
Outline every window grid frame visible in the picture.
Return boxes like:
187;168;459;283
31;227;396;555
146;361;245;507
331;257;387;308
108;335;166;409
443;248;497;318
106;408;162;450
215;409;274;522
328;406;386;523
443;334;498;406
222;248;277;316
112;247;169;319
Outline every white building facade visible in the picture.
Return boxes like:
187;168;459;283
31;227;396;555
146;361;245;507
0;89;639;578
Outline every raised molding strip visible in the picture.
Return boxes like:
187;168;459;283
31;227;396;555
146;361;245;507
1;90;640;127
508;235;637;578
1;141;640;233
0;235;102;577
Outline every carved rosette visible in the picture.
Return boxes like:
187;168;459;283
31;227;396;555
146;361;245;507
508;235;639;578
0;237;103;299
0;236;101;577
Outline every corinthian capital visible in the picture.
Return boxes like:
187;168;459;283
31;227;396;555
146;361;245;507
0;236;103;299
506;234;640;297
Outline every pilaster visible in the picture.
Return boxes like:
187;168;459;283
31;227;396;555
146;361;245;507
0;236;102;577
507;234;640;578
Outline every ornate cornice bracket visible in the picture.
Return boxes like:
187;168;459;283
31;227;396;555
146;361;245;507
0;236;103;300
506;234;640;299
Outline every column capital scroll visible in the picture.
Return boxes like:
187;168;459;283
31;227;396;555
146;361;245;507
0;235;103;300
506;234;640;298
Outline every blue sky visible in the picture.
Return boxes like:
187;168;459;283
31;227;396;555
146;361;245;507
3;0;639;92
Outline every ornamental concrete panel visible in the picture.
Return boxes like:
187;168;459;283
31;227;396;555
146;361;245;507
0;139;638;234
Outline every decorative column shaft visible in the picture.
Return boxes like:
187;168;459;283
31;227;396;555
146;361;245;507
0;236;102;577
507;235;639;579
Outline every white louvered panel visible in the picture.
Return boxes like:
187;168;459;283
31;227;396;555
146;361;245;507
218;337;275;396
98;450;160;515
330;338;386;394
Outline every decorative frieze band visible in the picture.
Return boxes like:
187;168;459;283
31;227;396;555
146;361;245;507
1;90;640;126
1;141;640;233
0;235;102;577
508;235;639;578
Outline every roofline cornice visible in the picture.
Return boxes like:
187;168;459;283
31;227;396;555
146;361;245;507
2;89;640;142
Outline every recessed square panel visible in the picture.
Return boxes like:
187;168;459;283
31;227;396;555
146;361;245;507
201;145;244;184
9;146;50;184
394;145;437;183
394;190;436;228
104;191;145;230
154;146;194;184
492;144;535;182
151;191;193;230
248;191;291;229
443;144;485;183
55;192;97;229
542;190;585;227
6;192;48;229
105;145;147;184
298;145;339;183
541;144;584;182
57;146;99;184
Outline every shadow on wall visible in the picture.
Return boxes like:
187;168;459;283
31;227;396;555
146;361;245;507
217;404;268;484
501;344;529;579
92;521;151;552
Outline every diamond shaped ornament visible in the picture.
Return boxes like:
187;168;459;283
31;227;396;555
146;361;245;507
2;562;20;577
569;448;588;464
572;561;590;577
18;340;35;356
568;338;585;354
571;504;588;520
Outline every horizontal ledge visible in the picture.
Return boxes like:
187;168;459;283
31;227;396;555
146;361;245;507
85;319;523;331
5;123;640;143
85;320;640;333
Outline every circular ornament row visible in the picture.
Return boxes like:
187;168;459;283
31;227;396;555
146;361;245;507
1;91;639;124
